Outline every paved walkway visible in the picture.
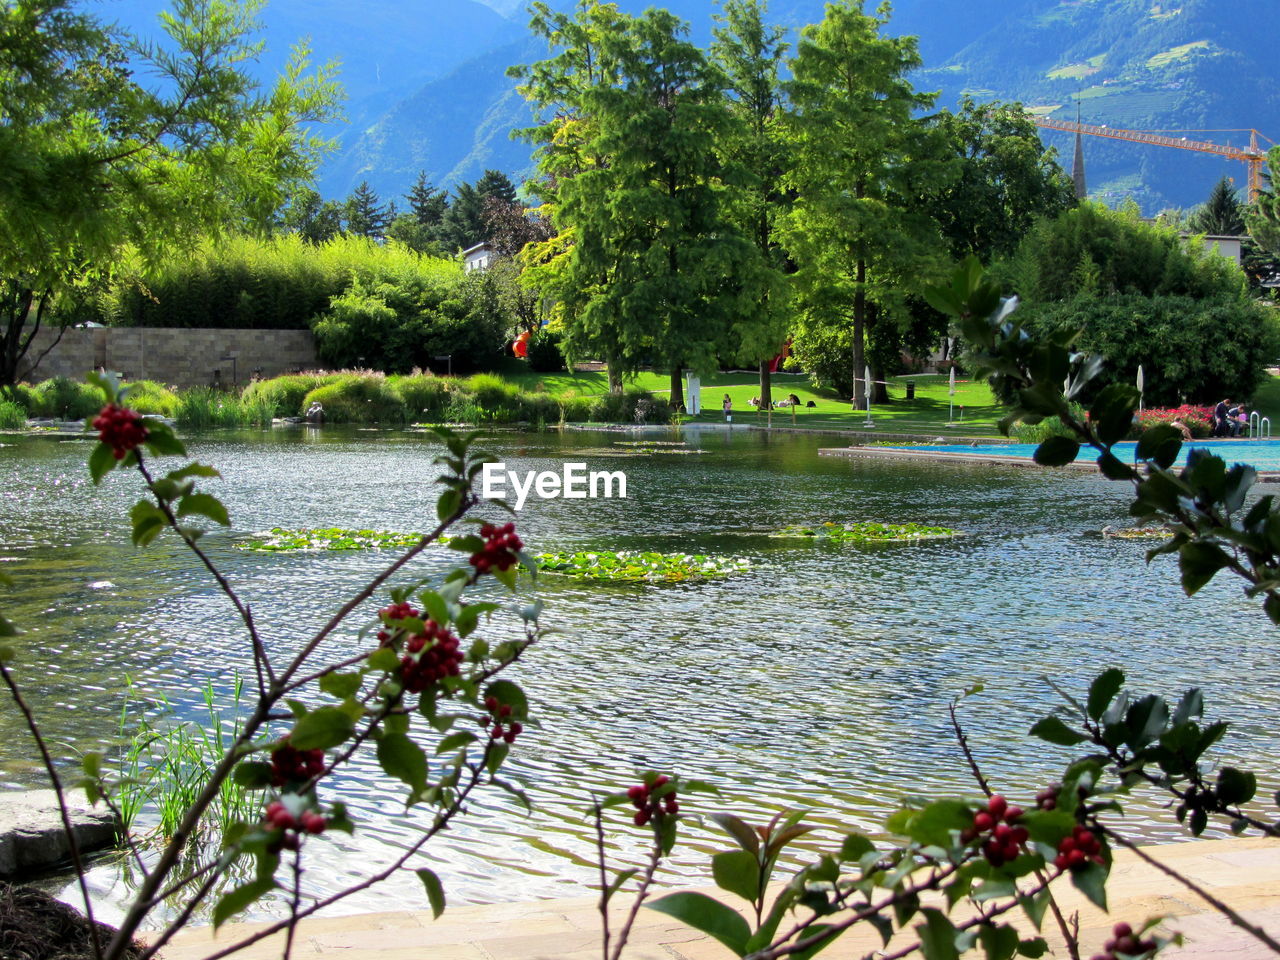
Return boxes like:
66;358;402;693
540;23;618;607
158;837;1278;959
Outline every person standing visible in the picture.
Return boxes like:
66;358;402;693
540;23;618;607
722;394;732;421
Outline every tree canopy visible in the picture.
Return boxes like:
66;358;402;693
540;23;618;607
0;0;341;387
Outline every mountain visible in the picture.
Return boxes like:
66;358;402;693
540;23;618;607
915;0;1280;210
102;0;1280;212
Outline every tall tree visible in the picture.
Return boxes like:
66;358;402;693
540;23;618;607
281;187;343;244
517;3;751;407
436;181;487;252
1249;147;1280;257
476;169;519;205
406;170;449;227
344;181;391;239
779;0;953;407
1189;176;1246;236
712;0;792;410
0;0;340;388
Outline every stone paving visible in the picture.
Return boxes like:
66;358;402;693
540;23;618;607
157;837;1278;959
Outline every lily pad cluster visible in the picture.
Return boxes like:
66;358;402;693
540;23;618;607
535;550;751;582
1102;526;1174;539
773;521;958;543
235;527;427;552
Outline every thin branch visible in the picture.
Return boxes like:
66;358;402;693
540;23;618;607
607;831;664;960
1102;829;1280;954
0;661;103;960
593;800;612;960
949;698;991;797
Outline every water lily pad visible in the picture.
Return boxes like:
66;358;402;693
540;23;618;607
772;521;959;543
535;550;751;582
235;527;428;552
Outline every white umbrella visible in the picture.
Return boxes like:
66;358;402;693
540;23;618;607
949;366;956;422
1136;365;1145;413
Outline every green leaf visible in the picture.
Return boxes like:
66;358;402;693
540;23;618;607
1096;452;1134;481
213;877;277;928
420;590;450;626
1178;541;1232;595
486;741;509;774
646;892;751;956
483;679;528;719
1216;767;1257;806
436;731;476;754
176;492;230;526
1089;384;1139;446
377;732;429;794
88;443;116;484
142;421;186;457
0;618;19;639
437;488;462;522
1069;860;1108;910
368;647;399;672
978;924;1019;960
1124;694;1170;751
129;500;167;546
708;812;760;855
1087;669;1125;721
915;907;960;960
1018;888;1050;931
839;832;874;862
416;868;446;918
290;707;354;750
1017;937;1049;958
1032;436;1079;467
167;463;220;480
711;850;761;904
319;672;363;700
1028;715;1087;746
893;799;972;847
231;762;274;789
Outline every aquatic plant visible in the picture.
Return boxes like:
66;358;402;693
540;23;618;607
536;550;751;582
234;527;427;552
773;521;959;542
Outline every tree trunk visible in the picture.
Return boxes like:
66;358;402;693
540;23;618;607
872;365;889;404
759;361;772;409
607;359;623;394
852;257;866;409
669;366;684;412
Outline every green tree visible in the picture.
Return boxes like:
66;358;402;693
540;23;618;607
0;0;340;388
281;187;343;244
515;2;752;406
778;0;953;406
407;170;449;227
344;180;391;239
712;0;792;409
1248;146;1280;257
1188;176;1247;236
436;181;486;252
475;168;518;206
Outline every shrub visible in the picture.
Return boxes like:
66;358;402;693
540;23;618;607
1135;404;1214;438
590;388;664;423
29;377;102;419
121;380;179;417
391;372;453;422
241;373;335;418
1011;402;1087;443
174;387;273;429
517;392;560;425
526;328;566;372
0;399;26;428
302;372;406;424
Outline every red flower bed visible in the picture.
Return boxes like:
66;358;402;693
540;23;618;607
1135;405;1214;438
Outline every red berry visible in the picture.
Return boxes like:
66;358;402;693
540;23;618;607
986;795;1007;819
1113;923;1133;939
634;809;650;826
973;811;994;832
627;785;647;802
1004;805;1024;822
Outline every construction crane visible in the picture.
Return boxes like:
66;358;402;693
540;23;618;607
1033;116;1273;201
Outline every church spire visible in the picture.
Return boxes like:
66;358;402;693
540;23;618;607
1071;101;1087;200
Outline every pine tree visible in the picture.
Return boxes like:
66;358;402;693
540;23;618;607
476;169;518;205
436;181;487;252
1190;176;1246;236
406;171;449;228
344;181;391;239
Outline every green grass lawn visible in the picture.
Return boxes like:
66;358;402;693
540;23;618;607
494;359;1006;436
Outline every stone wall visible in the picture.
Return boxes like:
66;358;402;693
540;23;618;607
17;326;318;389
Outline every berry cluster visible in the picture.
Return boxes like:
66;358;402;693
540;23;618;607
93;404;149;460
469;522;523;575
400;619;462;693
376;601;421;646
262;800;327;853
1055;825;1104;871
626;775;678;826
480;695;523;743
1035;783;1061;811
961;794;1027;867
1090;921;1157;960
271;739;326;788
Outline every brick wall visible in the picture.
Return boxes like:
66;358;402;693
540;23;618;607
17;327;318;389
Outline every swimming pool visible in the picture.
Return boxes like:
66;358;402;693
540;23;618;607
885;439;1280;472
